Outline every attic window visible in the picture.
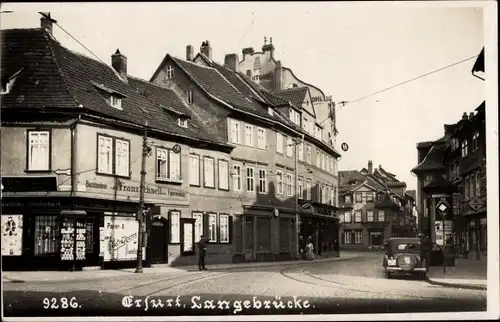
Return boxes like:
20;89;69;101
1;68;23;95
178;117;188;128
188;90;194;104
268;107;274;116
166;65;175;80
110;95;122;110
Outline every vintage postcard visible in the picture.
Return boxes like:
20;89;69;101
1;1;498;321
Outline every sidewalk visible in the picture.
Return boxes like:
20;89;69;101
2;252;360;284
426;257;487;291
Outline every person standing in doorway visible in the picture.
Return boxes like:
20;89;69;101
305;236;315;261
198;234;208;271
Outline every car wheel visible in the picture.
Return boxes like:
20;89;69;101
386;271;392;279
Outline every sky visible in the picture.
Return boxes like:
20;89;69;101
0;2;491;191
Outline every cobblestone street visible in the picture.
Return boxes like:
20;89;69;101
3;253;487;316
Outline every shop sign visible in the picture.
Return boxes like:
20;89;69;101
452;193;459;216
311;96;324;103
1;176;58;193
1;200;61;209
2;215;23;256
467;196;484;212
251;72;273;82
103;216;145;262
85;180;187;199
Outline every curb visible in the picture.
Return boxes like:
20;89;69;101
3;255;361;284
424;276;487;291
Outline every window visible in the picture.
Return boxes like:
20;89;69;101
232;164;242;191
298;176;304;199
286;173;293;196
378;210;385;222
28;130;50;171
258;169;267;194
276;132;284;154
166;65;174;79
306;144;312;163
321;185;327;203
168;149;180;180
208;213;217;242
344;231;352;244
303;117;308;132
469;174;475;198
424;175;434;186
472;132;479;150
298;142;304;161
218;160;229;190
306;179;312;200
344;211;352;223
34;215;59;255
189;154;200;186
178;118;188;128
115;139;130;177
475;171;481;196
345;195;352;203
354;210;362;223
268;107;274;116
276;170;284;194
295;111;301;125
461;140;468;157
322;153;327;170
193;212;203;243
170;211;180;243
366;192;374;202
246;167;255;192
257;127;266;149
244;124;254;146
110;96;122;109
464;176;470;200
219;214;229;243
230;120;240;144
367;210;374;222
355;192;362;203
286;137;293;157
331;187;335;206
326;186;331;204
354;231;363;244
316;150;322;168
203;157;215;188
188;90;193;104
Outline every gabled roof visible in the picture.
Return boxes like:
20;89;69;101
0;28;229;147
411;141;446;173
423;175;457;192
472;47;485;74
272;87;309;110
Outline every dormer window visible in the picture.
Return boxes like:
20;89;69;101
1;68;23;95
178;118;188;128
188;90;194;104
268;107;274;116
166;65;175;80
110;95;122;110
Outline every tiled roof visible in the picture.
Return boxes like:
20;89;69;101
406;190;416;201
0;28;228;147
272;87;308;109
411;142;446;173
423;175;456;190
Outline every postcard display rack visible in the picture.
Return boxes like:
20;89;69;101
60;218;86;262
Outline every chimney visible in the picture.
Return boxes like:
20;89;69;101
242;47;255;59
462;112;468;120
469;112;475;120
200;40;212;61
111;49;127;80
224;53;239;71
368;160;373;174
262;36;275;58
186;45;194;61
274;60;283;91
40;12;57;35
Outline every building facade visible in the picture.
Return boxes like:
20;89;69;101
338;162;416;250
412;48;486;262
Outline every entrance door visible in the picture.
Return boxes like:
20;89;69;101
150;219;168;264
244;216;254;260
180;219;195;255
370;232;383;246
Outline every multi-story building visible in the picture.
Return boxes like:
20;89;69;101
0;18;233;270
149;40;342;263
412;47;486;262
338;161;416;250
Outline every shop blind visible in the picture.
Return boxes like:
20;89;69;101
256;217;271;252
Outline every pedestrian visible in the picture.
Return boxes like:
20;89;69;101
305;236;314;261
198;234;208;271
299;235;305;260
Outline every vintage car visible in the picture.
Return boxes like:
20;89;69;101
382;237;429;279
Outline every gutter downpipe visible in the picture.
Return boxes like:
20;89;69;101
70;114;81;209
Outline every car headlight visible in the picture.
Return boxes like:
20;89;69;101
388;259;397;266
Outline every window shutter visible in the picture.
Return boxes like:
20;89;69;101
203;213;209;242
168;212;172;243
228;215;233;244
217;214;221;243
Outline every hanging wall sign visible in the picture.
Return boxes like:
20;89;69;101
1;215;23;256
341;143;349;152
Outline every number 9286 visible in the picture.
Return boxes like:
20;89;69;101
42;297;80;309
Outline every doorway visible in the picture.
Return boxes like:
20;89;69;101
180;218;196;255
370;232;383;246
150;218;168;264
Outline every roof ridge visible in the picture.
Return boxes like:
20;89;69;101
172;56;214;70
43;30;81;109
273;86;308;93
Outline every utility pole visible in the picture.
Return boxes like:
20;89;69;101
135;122;148;273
